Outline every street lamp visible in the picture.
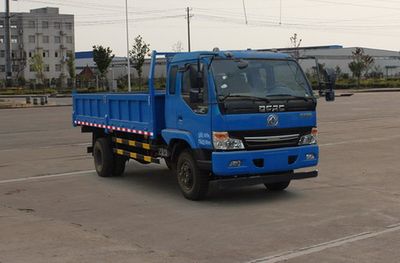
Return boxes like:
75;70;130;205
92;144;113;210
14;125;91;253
125;0;131;92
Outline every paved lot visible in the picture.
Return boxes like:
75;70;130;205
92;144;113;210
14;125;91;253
0;92;399;263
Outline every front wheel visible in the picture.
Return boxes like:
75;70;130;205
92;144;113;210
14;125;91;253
176;150;209;200
165;158;176;171
264;181;291;191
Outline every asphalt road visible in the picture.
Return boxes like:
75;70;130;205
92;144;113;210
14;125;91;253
0;93;399;263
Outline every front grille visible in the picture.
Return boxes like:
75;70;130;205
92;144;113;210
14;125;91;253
229;127;312;150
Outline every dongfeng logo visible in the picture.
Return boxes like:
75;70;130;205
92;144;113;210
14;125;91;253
259;105;285;113
267;114;279;127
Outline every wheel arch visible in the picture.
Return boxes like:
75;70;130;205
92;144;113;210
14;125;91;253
169;139;192;163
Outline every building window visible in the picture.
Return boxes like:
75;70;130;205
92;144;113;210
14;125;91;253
66;36;73;44
54;22;61;29
28;51;34;58
0;50;4;57
44;64;50;72
43;35;49;43
11;36;18;44
55;51;59;58
0;65;5;72
12;65;19;72
0;36;3;44
11;51;16;58
29;35;35;43
0;20;4;28
42;50;49;58
10;21;17;29
29;65;35;72
54;36;61;43
28;20;36;29
42;21;49;29
55;64;61;72
65;22;73;30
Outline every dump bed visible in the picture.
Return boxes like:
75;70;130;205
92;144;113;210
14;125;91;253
72;92;165;138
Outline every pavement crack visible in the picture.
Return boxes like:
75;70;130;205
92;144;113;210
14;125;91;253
17;208;35;213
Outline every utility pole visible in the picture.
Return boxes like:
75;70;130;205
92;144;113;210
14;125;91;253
186;7;192;52
242;0;248;25
125;0;131;92
5;0;12;86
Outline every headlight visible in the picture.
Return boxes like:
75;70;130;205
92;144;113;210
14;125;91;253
213;132;245;150
298;128;318;145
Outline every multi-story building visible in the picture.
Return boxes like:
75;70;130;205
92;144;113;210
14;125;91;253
0;7;74;85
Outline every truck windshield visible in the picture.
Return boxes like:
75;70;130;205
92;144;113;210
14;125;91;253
211;59;313;100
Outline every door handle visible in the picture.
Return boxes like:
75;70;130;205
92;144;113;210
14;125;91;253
178;115;183;122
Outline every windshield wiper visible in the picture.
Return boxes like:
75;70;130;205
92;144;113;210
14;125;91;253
266;94;311;102
219;94;270;103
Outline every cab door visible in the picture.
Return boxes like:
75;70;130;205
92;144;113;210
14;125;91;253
176;63;212;149
165;64;179;129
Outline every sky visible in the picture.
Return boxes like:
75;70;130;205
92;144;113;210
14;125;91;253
2;0;400;56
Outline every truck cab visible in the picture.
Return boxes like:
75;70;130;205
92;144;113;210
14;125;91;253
73;50;328;200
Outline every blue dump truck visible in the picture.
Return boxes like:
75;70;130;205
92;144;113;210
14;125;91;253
73;50;335;200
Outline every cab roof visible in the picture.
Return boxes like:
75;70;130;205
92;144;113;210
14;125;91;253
168;50;292;64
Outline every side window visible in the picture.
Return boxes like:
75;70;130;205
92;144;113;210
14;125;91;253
181;64;208;114
169;65;178;94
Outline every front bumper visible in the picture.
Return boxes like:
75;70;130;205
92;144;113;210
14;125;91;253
211;145;318;176
215;170;318;188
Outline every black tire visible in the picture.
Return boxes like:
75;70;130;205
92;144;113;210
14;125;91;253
165;158;176;171
264;181;291;191
93;137;126;177
112;155;126;177
176;150;209;200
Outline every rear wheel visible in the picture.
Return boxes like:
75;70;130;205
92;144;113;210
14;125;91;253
112;155;126;176
93;137;126;177
264;181;291;191
176;150;209;200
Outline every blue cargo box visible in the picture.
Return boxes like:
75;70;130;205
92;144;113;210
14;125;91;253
72;92;165;138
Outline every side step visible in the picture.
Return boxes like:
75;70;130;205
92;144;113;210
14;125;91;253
113;148;160;164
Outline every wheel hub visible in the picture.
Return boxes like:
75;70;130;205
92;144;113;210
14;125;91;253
179;162;193;190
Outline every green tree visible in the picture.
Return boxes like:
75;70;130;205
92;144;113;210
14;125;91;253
290;33;302;61
348;47;374;88
335;65;342;79
93;45;114;88
30;53;45;85
130;35;150;88
66;51;76;89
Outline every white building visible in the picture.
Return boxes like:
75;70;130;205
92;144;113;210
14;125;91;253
75;45;400;87
75;51;166;88
0;7;74;84
260;45;400;78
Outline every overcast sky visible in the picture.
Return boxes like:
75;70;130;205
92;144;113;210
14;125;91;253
2;0;400;56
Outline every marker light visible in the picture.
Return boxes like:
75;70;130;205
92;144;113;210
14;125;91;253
306;153;316;160
229;160;242;167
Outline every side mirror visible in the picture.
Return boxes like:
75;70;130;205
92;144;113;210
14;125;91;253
189;89;201;103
